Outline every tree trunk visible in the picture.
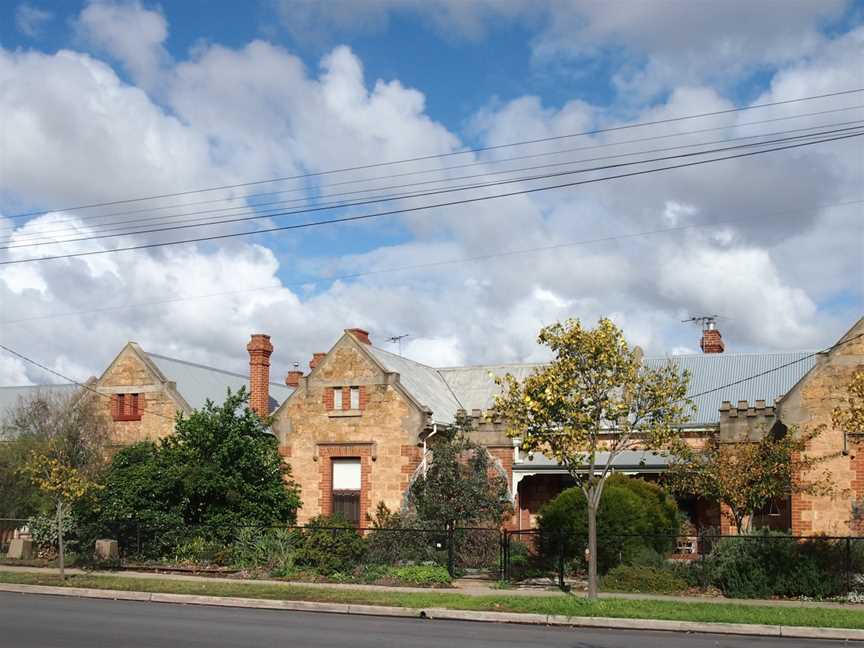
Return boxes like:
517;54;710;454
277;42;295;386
586;495;598;599
56;501;65;582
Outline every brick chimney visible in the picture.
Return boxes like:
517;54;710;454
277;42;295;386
309;352;326;370
347;328;371;345
285;366;303;388
246;334;273;418
700;321;725;354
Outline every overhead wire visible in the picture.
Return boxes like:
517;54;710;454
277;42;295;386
4;124;862;252
4;86;863;221
7;117;864;246
2;127;860;266
4;102;862;238
1;198;860;327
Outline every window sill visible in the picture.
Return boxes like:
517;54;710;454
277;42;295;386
113;416;143;422
328;410;362;418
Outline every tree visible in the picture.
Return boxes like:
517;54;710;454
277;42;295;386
0;390;109;518
24;454;95;580
493;318;692;598
407;413;512;529
538;475;681;574
81;388;301;553
667;426;836;533
833;369;864;438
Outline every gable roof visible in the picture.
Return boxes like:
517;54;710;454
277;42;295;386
366;345;463;424
364;348;817;427
146;352;292;413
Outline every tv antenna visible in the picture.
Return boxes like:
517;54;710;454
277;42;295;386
386;334;410;356
682;315;724;331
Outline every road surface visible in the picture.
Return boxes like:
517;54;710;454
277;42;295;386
0;592;843;647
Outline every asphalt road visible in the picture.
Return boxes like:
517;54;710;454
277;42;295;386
0;592;844;647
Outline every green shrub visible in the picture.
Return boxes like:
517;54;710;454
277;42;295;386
601;565;689;594
537;475;681;574
27;513;77;555
365;503;439;566
294;514;366;576
707;531;846;599
173;537;229;565
232;526;301;573
390;565;451;586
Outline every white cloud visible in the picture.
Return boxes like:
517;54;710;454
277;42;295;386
74;0;170;89
0;5;861;388
14;3;53;38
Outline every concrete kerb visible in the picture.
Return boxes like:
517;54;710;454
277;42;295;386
1;582;863;641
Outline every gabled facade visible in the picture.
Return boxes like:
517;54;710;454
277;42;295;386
0;338;293;447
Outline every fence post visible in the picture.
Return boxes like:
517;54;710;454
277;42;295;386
847;537;853;595
136;522;141;558
557;528;566;591
501;530;508;581
446;524;455;578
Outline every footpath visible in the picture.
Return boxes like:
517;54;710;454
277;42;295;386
0;564;861;642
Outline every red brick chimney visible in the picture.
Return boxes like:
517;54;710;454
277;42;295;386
309;352;326;370
285;369;303;388
347;328;371;345
246;334;273;418
700;321;725;354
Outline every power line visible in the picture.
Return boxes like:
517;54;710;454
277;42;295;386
9;118;863;246
684;333;864;402
1;198;859;327
0;342;177;422
2;128;859;266
5;87;863;221
5;103;861;237
4;125;860;254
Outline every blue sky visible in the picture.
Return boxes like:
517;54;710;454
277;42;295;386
0;1;862;382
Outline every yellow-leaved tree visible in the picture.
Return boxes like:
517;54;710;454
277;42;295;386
493;318;693;598
24;454;95;580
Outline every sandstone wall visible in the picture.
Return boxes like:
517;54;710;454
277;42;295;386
273;337;426;524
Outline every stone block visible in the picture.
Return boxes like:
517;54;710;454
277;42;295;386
7;538;33;560
95;539;119;561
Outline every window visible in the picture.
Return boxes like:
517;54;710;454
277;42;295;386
331;458;361;526
326;386;364;413
349;387;360;410
112;393;142;421
332;387;343;410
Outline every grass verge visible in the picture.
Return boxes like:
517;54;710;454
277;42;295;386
0;570;862;629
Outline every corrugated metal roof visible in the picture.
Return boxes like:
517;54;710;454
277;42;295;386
438;364;543;413
147;353;292;413
0;384;79;420
401;351;816;427
367;346;463;424
643;351;816;425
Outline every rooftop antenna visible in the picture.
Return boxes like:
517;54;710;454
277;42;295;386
681;315;721;331
386;334;410;356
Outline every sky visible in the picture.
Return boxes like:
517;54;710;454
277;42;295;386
0;0;862;385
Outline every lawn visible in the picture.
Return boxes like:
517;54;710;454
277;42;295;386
1;570;863;629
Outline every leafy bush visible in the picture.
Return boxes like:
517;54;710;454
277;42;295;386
27;512;76;555
537;475;681;574
232;526;301;573
294;514;366;576
707;531;846;599
365;503;439;566
390;565;451;586
173;537;229;565
601;565;689;594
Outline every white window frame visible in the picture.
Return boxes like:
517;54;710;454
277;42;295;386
332;387;342;410
349;386;360;410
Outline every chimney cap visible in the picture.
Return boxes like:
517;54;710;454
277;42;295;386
346;328;371;344
285;370;303;388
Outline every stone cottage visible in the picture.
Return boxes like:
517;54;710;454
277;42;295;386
271;319;864;535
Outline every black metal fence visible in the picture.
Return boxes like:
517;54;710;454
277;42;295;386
74;520;504;579
502;528;864;596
